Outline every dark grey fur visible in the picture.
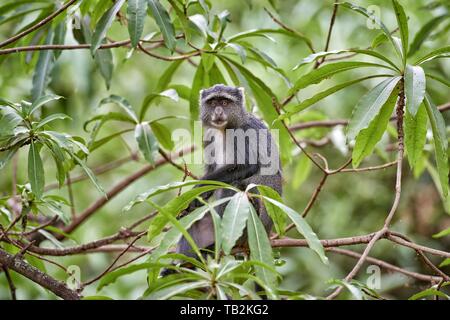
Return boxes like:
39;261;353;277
176;84;282;257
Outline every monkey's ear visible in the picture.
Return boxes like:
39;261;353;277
238;87;246;107
238;87;245;99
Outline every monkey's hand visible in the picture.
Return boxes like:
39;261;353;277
201;164;259;184
185;188;214;212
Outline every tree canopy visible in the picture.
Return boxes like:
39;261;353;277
0;0;449;300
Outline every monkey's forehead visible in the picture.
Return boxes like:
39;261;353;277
201;84;242;102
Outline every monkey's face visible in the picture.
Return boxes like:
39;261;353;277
204;97;232;129
200;84;246;129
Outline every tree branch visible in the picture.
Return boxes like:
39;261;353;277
0;0;78;49
0;248;80;300
327;248;443;283
61;145;196;237
1;265;17;300
326;78;406;299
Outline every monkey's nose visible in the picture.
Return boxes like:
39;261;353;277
215;106;224;116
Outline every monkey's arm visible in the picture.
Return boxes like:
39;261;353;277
201;163;259;184
184;164;259;212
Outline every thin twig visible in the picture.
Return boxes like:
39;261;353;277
264;8;315;53
327;248;443;283
59;145;195;238
66;174;76;218
0;248;80;300
82;231;147;287
326;79;406;300
1;266;17;300
315;0;340;68
45;153;138;191
0;0;78;49
138;43;201;61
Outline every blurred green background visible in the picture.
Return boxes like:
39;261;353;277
0;0;449;299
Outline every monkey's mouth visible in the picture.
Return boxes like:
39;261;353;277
211;119;228;128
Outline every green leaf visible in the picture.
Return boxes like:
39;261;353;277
424;95;448;197
347;76;401;142
404;104;427;170
84;112;136;131
123;180;230;211
0;110;23;137
150;122;174;150
426;73;450;88
256;185;286;237
31;29;54;102
42;138;66;187
97;262;165;291
53;20;66;60
293;49;399;71
261;196;328;264
29;94;63;116
89;129;133;152
228;28;314;52
147;0;176;51
0;146;18;170
439;259;450;268
95;42;114;89
28;140;44;198
292;153;312;189
147;281;208;300
433;227;450;239
127;0;147;48
43;199;70;224
328;279;363;300
221;192;251;255
188;14;209;38
150;201;207;261
352;85;399;167
71;154;106;196
146;185;222;241
404;65;426;116
247;204;277;291
392;0;408;65
280;75;390;120
150;198;231;260
135;122;158;165
208;206;222;261
91;0;126;54
78;16;113;89
189;60;205;122
371;32;388;49
150;205;211;260
155;60;184;92
341;2;402;60
414;45;450;65
169;84;191;100
226;43;247;64
409;288;449;300
409;15;448;57
140;89;179;121
99;95;138;123
290;61;392;94
35;113;70;129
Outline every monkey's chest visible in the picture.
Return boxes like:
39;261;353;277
203;128;257;169
204;128;227;168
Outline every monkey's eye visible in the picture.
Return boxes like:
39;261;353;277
210;100;216;107
221;100;228;106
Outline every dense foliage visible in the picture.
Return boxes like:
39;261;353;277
0;0;449;300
